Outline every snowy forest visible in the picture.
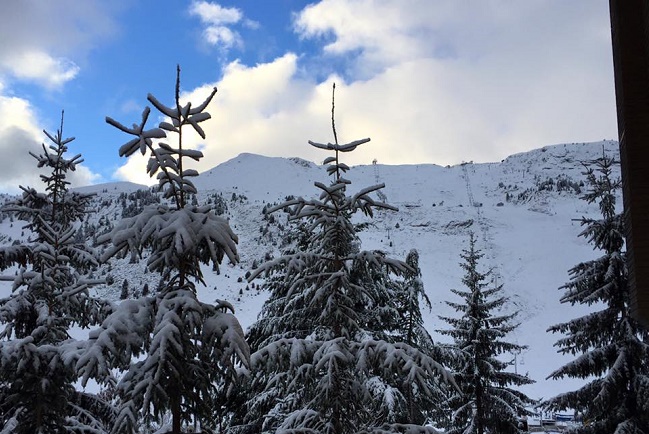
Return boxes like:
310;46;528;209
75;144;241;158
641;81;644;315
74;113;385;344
0;68;648;434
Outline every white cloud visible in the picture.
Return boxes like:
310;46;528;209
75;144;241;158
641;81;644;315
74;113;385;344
294;0;436;72
120;98;144;115
1;50;80;89
190;1;242;24
189;1;247;50
0;95;100;193
204;26;240;48
0;2;115;191
114;152;154;187
67;165;102;189
114;54;332;183
0;95;42;140
292;0;617;160
116;1;616;183
0;1;117;89
243;18;261;30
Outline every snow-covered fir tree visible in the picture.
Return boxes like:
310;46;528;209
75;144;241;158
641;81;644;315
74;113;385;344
395;249;433;351
392;249;450;425
544;154;649;434
76;66;250;433
438;233;534;434
230;85;452;434
0;115;113;433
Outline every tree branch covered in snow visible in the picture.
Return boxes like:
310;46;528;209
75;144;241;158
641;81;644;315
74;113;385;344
229;85;452;433
544;154;649;434
0;114;113;433
96;66;249;433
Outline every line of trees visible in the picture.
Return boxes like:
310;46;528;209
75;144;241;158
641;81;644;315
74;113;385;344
0;71;646;434
543;154;649;433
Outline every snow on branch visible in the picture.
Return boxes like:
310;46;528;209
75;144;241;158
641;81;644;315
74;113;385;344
99;204;238;282
76;298;154;386
308;138;371;153
357;424;442;434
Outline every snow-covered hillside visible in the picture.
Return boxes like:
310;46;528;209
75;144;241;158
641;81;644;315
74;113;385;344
0;140;620;402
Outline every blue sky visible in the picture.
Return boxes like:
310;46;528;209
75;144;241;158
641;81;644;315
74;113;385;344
0;0;616;191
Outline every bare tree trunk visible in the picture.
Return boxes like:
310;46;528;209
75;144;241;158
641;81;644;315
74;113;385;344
171;393;181;433
475;381;484;434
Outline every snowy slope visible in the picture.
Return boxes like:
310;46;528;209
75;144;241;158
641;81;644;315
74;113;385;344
73;181;149;195
190;139;619;401
0;140;620;402
193;153;321;201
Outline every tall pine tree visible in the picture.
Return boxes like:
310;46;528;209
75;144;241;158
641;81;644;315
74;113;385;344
0;114;113;433
395;249;433;352
392;249;449;425
544;154;649;433
76;66;249;433
231;85;452;434
438;233;534;434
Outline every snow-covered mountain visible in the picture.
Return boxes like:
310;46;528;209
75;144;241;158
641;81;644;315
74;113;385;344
0;140;621;403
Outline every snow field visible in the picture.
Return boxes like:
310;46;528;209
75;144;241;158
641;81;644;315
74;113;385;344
0;140;619;403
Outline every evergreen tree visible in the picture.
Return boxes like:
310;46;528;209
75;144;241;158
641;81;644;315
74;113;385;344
543;154;649;433
438;233;534;434
391;249;451;425
0;114;113;433
76;66;249;433
231;85;452;434
396;249;433;351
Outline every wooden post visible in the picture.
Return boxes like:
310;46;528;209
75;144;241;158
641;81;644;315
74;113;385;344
609;0;649;325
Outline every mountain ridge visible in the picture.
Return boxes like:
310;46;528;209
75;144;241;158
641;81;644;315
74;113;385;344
1;140;622;402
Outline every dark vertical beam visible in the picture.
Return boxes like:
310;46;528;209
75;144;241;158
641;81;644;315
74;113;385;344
609;0;649;326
